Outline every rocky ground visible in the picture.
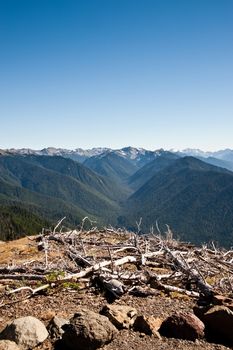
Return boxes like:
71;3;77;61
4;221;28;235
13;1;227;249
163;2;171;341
0;229;233;349
0;288;231;350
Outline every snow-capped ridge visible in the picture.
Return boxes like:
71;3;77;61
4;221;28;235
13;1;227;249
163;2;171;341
3;147;233;165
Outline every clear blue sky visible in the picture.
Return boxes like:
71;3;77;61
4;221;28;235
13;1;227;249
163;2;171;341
0;0;232;151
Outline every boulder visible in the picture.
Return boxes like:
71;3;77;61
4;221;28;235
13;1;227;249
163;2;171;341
0;316;48;349
203;305;233;343
159;312;205;341
62;309;117;350
101;304;137;329
47;316;69;340
0;340;20;350
134;315;162;338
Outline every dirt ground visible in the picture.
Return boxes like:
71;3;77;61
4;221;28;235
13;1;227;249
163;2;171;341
0;235;232;350
0;286;231;350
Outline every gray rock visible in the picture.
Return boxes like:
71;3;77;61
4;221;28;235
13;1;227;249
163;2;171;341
0;316;48;349
0;340;20;350
159;312;205;341
62;309;118;350
101;304;137;329
48;316;69;340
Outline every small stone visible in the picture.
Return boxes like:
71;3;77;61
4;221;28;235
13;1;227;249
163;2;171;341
41;310;56;322
159;312;205;341
48;316;69;340
101;304;137;329
134;315;162;338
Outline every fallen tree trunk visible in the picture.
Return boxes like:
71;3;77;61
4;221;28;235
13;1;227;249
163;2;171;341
65;255;138;280
164;246;213;298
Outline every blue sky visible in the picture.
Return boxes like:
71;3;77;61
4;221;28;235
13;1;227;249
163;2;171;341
0;0;232;151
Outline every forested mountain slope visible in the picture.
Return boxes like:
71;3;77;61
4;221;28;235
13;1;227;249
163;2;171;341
122;157;233;247
0;155;124;238
128;152;179;190
1;153;233;247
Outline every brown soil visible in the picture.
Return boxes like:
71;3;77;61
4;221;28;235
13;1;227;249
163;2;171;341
0;287;231;350
0;234;231;350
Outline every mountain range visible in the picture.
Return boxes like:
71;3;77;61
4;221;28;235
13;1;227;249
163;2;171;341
1;146;233;247
4;146;233;164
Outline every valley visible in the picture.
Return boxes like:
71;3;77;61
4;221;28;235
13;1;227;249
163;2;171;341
1;147;233;247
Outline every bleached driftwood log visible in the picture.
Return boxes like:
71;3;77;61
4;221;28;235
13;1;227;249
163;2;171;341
3;222;233;306
64;255;137;280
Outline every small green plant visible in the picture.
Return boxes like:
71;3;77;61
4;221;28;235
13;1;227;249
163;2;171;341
46;270;65;282
61;281;80;290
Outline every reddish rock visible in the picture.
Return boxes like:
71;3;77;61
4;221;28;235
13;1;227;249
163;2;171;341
159;311;205;341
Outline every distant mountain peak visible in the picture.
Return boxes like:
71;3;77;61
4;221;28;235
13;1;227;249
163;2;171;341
3;146;233;166
115;147;147;160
